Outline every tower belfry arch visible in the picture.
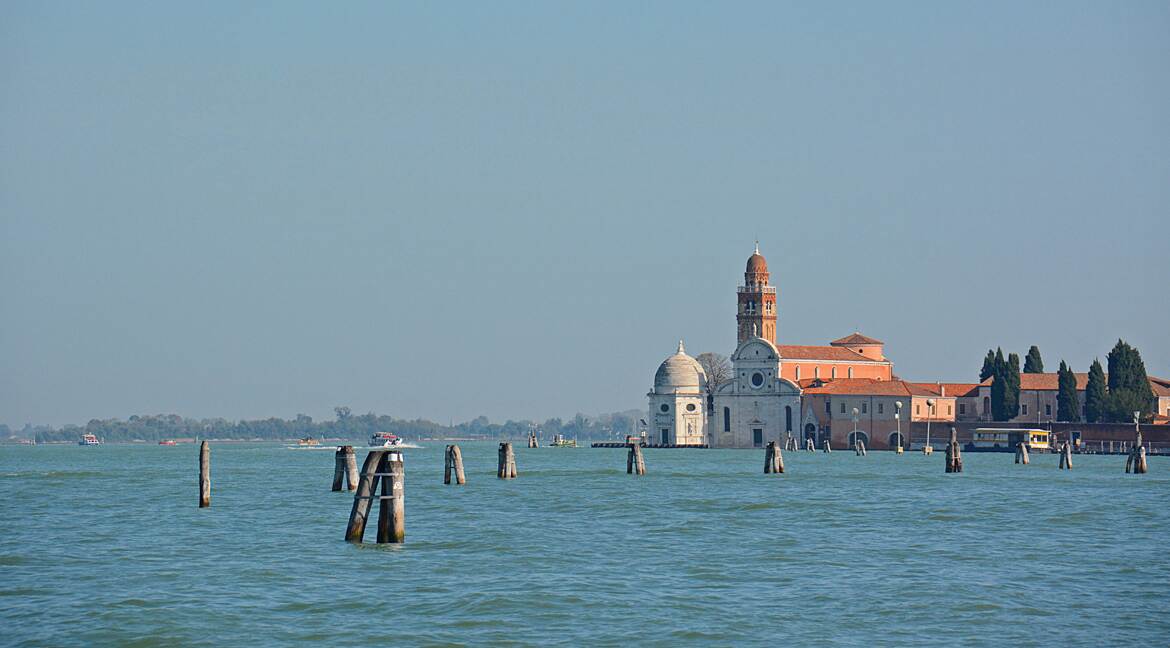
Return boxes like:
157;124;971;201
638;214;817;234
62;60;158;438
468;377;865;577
737;244;777;345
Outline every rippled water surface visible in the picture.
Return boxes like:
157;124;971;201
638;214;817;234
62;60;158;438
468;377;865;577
2;442;1168;646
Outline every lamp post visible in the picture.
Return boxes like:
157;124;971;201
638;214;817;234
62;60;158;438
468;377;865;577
895;401;903;454
924;398;936;455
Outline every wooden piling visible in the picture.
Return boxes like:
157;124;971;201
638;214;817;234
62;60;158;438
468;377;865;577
822;439;831;453
198;440;210;507
345;451;381;542
344;446;358;491
627;442;646;475
806;438;815;452
1127;427;1148;474
1014;442;1030;465
1135;446;1148;474
944;428;962;473
376;452;405;544
498;442;517;479
444;444;466;485
332;446;346;491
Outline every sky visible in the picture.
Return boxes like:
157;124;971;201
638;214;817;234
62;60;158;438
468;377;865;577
2;1;1168;428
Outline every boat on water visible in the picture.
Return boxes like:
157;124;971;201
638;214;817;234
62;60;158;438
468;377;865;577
548;434;577;448
297;437;321;446
158;439;177;446
369;432;403;447
78;434;101;446
964;428;1052;453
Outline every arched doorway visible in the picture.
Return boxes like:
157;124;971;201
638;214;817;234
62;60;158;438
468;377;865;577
804;423;816;442
888;432;905;449
847;431;870;447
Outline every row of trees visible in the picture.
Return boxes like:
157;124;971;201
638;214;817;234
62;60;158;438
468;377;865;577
22;408;644;444
979;340;1158;423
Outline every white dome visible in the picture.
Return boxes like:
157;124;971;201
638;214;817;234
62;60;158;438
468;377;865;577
654;341;707;392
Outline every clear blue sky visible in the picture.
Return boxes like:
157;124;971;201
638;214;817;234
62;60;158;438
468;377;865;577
3;1;1168;428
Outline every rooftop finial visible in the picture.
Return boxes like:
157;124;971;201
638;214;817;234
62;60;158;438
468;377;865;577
677;339;685;354
754;240;759;254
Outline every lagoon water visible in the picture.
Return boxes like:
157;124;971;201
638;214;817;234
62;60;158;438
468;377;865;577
2;442;1168;646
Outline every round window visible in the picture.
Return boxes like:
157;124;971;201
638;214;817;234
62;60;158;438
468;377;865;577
660;404;669;412
751;372;765;388
686;403;696;412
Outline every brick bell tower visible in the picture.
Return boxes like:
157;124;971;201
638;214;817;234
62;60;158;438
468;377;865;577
737;242;777;344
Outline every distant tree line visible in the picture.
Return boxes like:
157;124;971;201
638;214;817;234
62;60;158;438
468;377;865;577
978;340;1157;423
20;408;643;444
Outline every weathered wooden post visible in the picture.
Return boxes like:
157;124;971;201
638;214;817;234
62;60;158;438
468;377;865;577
332;446;347;491
627;442;646;475
1014;441;1030;465
822;439;832;453
944;428;963;473
498;442;517;479
1126;419;1148;474
806;437;814;452
345;451;380;542
377;452;405;543
344;446;358;491
198;440;211;507
444;444;466;485
854;439;866;456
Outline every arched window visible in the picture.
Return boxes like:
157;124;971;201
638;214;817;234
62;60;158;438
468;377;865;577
848;366;854;378
785;406;792;432
723;407;730;432
795;365;801;380
831;367;837;379
814;366;820;379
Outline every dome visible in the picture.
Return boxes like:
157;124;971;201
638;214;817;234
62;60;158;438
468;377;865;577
654;340;706;392
745;242;768;275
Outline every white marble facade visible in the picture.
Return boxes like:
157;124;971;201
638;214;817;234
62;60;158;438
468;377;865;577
648;341;708;446
710;334;802;448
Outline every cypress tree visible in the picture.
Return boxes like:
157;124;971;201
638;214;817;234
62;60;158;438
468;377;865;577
1105;339;1155;422
1023;346;1044;373
1057;360;1081;422
1084;359;1107;423
990;348;1007;420
1005;353;1022;419
979;349;996;382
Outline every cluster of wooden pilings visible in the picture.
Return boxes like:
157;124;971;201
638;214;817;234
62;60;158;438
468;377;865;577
1058;441;1073;470
527;432;538;448
1126;430;1149;474
764;441;784;474
497;442;517;479
627;442;646;475
444;444;466;485
332;446;359;491
1014;441;1030;465
854;439;867;456
344;450;405;544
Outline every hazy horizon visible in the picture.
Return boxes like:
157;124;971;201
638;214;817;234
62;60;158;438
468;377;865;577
3;2;1168;429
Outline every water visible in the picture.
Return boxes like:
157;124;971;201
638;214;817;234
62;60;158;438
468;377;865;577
2;443;1167;646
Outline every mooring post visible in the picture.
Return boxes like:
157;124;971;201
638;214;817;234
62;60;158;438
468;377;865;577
498;442;517;479
806;437;814;452
945;428;962;473
822;439;832;453
345;451;381;542
1127;425;1148;474
444;444;466;485
198;440;211;508
764;441;784;474
332;446;346;491
1015;441;1030;465
376;451;405;544
627;442;646;475
344;446;358;491
1058;442;1068;469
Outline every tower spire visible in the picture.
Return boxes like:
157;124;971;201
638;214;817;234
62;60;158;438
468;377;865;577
677;339;685;354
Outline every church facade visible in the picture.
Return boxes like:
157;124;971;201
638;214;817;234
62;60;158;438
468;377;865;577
647;244;897;448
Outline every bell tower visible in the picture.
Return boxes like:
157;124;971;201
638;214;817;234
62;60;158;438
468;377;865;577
737;243;777;344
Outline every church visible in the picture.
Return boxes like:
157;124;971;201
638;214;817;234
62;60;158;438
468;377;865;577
648;245;895;448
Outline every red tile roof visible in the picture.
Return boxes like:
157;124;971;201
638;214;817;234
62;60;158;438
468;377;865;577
909;382;981;397
831;332;884;346
980;373;1170;394
799;378;950;397
779;345;882;363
